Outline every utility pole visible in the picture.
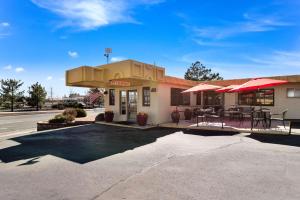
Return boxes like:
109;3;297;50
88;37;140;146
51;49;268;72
104;48;112;64
50;87;53;106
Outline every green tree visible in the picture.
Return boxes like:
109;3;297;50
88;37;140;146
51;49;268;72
0;79;24;112
184;61;223;81
27;82;47;111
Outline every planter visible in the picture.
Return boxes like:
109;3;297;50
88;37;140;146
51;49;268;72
37;121;93;131
184;108;192;120
95;113;105;121
104;111;114;122
171;110;180;124
137;112;148;126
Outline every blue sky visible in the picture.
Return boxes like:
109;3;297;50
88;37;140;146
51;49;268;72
1;0;300;97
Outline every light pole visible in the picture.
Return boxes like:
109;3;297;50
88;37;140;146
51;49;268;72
104;48;112;64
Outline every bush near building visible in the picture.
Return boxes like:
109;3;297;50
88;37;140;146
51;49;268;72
63;108;77;118
75;108;87;118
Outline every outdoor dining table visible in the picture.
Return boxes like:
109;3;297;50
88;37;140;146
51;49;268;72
225;110;242;121
196;108;216;127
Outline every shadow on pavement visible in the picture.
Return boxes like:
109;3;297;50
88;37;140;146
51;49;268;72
247;133;300;147
0;124;174;164
183;129;239;136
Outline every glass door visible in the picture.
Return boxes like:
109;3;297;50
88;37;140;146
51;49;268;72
127;90;138;122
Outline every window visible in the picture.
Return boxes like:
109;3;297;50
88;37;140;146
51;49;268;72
170;88;190;106
120;91;126;114
196;92;201;105
238;89;274;106
287;88;300;98
109;89;115;105
203;91;224;106
142;87;150;106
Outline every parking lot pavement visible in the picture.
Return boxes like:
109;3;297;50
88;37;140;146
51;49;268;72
1;124;300;200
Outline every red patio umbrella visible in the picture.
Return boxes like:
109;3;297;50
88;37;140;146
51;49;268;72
230;78;288;92
182;83;222;93
215;85;240;93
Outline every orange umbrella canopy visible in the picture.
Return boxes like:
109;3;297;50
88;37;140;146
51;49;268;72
215;85;240;93
182;83;222;93
230;78;288;92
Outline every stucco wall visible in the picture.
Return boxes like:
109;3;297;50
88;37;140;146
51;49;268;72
156;83;195;124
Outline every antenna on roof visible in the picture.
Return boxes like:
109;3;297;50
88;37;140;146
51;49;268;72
104;48;112;64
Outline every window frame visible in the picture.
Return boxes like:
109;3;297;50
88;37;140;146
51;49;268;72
203;91;224;106
170;88;190;106
196;92;201;105
287;88;300;98
142;87;151;107
109;89;115;106
238;89;275;106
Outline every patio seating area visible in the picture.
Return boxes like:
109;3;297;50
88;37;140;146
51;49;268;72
161;106;299;135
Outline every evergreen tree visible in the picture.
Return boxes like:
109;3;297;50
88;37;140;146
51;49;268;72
0;79;24;112
27;82;47;111
184;61;223;81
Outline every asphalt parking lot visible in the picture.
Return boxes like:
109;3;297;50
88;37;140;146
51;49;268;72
1;124;300;200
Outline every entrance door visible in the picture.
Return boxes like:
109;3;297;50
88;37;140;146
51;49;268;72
127;90;138;122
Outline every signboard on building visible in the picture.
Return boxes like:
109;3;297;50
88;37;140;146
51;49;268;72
109;80;131;87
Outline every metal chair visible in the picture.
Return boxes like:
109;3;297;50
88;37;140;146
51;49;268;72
270;109;288;129
206;109;224;128
252;110;266;128
196;109;206;127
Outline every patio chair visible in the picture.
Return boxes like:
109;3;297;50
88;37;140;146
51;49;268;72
252;110;267;128
196;110;206;127
206;109;224;128
270;109;288;129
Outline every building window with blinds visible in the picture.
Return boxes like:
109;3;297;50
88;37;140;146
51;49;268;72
170;88;190;106
109;89;115;105
142;87;151;106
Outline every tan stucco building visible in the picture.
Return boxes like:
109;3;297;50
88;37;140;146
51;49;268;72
66;59;300;124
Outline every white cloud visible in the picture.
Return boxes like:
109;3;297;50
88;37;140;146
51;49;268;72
68;51;78;58
1;22;10;27
15;67;25;73
111;56;127;62
3;65;12;70
245;50;300;69
31;0;164;30
0;21;10;38
47;76;53;81
187;13;292;41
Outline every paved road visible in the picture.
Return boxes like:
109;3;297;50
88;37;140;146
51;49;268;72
1;124;300;200
0;110;97;137
0;113;59;136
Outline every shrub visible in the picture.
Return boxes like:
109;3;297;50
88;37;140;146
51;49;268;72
95;113;105;121
65;114;75;123
63;108;77;118
52;104;64;110
49;114;66;123
76;108;87;118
